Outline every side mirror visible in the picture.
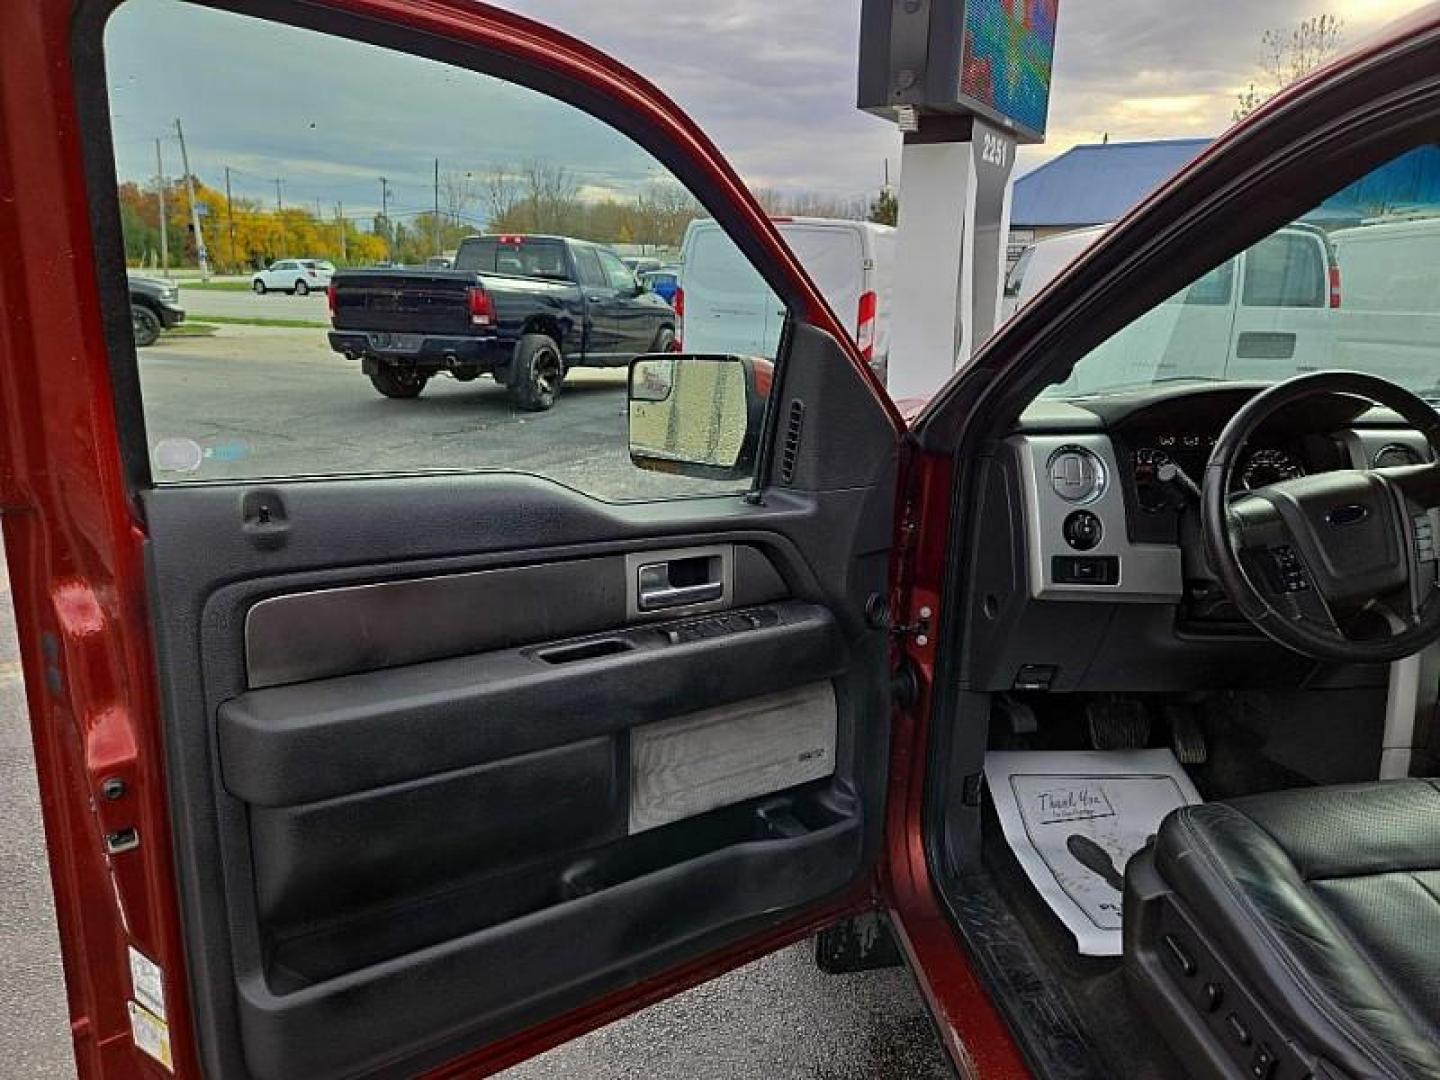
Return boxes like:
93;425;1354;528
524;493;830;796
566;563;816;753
628;354;773;480
630;276;646;297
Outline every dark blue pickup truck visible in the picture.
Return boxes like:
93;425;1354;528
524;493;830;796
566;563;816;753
327;234;676;410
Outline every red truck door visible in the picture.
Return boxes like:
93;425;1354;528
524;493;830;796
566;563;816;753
0;0;908;1076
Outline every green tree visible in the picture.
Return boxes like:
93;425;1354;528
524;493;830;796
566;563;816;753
869;187;898;226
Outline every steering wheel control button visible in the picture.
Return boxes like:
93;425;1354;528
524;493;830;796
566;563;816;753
1048;446;1106;504
1052;556;1119;586
1202;981;1225;1013
1268;546;1310;592
1415;516;1435;562
1249;1045;1278;1080
1063;510;1103;550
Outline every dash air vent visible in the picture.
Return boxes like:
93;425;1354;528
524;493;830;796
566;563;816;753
779;400;805;485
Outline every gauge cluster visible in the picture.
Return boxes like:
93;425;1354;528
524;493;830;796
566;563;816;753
1127;433;1310;514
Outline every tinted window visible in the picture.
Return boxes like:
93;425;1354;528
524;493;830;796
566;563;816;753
1182;260;1235;306
575;247;607;289
1242;233;1325;308
598;250;636;291
454;238;572;281
1004;247;1033;299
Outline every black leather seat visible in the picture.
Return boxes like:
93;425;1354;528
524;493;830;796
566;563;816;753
1124;780;1440;1080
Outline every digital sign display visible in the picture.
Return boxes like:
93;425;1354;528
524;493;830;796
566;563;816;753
960;0;1058;140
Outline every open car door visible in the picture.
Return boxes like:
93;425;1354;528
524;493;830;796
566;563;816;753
0;1;912;1076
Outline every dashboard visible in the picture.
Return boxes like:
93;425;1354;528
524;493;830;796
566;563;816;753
1010;385;1432;603
962;384;1436;694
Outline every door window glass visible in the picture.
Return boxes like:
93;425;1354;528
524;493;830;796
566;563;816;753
575;248;607;289
598;250;636;291
102;0;789;500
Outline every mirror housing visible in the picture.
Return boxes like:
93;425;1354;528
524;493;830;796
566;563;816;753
628;354;773;480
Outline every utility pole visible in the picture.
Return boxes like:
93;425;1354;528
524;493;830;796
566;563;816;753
379;176;391;260
224;165;238;273
173;117;210;280
154;138;170;277
274;178;285;211
433;157;441;257
336;202;347;264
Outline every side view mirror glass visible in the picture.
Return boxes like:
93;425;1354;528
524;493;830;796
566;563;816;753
628;354;772;480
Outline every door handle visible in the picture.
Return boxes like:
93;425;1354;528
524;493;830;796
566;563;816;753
637;560;723;611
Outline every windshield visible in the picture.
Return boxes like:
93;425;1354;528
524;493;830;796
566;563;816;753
1045;144;1440;402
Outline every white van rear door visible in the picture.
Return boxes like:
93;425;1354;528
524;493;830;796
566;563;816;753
679;224;778;356
778;223;866;341
1226;230;1336;379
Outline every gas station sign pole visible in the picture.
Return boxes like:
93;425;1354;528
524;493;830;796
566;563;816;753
859;0;1059;401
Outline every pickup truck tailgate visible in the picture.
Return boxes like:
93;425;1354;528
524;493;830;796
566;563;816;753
330;272;475;335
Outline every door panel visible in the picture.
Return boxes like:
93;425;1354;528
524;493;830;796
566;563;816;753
137;322;899;1078
4;0;905;1074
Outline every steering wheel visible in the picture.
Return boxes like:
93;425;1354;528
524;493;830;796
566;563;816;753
1203;371;1440;663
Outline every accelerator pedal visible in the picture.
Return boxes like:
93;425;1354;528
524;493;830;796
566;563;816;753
1165;704;1209;766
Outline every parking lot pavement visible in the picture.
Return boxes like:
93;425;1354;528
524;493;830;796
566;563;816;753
179;286;329;322
136;325;731;500
0;553;75;1079
0;328;956;1078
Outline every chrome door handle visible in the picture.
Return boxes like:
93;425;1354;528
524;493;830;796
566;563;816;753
637;561;723;611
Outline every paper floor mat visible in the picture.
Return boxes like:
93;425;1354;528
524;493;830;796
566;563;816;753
984;749;1202;956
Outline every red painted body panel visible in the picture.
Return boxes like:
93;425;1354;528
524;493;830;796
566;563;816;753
0;1;900;1077
15;0;1436;1075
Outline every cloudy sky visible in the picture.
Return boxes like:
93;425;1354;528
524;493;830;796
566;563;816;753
106;0;1428;224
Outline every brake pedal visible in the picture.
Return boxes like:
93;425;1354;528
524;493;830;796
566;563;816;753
1165;705;1208;766
1086;698;1150;751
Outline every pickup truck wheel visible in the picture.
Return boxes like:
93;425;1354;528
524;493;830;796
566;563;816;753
368;364;429;399
294;280;310;296
252;279;266;295
510;334;562;412
651;326;675;353
131;303;162;348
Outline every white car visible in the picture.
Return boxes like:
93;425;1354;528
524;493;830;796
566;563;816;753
251;258;332;295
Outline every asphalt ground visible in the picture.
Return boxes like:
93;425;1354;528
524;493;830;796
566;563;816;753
0;323;955;1078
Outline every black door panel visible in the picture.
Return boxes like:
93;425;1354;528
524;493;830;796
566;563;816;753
219;600;844;806
139;322;898;1079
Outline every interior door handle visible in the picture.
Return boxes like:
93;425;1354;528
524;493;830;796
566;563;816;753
637;561;723;611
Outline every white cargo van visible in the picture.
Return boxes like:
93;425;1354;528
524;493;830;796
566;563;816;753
677;217;894;367
1331;216;1440;390
1001;225;1108;322
1020;225;1340;393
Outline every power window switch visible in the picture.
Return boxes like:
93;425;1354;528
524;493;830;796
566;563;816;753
1249;1044;1277;1079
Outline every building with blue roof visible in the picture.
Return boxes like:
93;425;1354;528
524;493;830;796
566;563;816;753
1009;138;1212;252
1008;137;1440;258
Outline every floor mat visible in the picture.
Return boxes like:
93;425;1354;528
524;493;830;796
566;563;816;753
983;749;1200;956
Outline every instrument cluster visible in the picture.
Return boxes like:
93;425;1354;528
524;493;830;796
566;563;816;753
1131;433;1306;514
